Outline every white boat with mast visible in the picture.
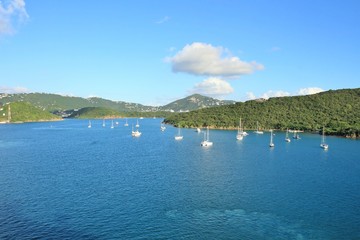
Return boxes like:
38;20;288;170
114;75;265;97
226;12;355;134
124;118;129;127
201;127;213;147
236;118;244;140
254;121;264;134
111;119;114;129
131;124;141;137
88;120;92;128
293;130;301;139
269;129;275;147
285;128;291;142
135;119;140;128
320;127;329;149
174;127;183;140
102;118;106;127
160;122;166;131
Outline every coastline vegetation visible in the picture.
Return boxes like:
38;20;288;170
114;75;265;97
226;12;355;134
164;88;360;138
0;102;61;123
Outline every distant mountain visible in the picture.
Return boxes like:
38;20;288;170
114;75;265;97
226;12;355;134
159;94;235;112
0;92;234;114
0;93;158;114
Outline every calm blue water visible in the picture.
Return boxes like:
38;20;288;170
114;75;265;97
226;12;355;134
0;119;359;239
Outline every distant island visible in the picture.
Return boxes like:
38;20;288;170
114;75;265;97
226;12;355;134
1;88;359;138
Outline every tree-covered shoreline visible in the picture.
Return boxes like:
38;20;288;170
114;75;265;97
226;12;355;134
164;88;360;139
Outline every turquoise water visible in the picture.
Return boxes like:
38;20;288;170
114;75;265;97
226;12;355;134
0;119;359;239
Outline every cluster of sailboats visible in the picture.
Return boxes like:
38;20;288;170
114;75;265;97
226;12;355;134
87;118;329;149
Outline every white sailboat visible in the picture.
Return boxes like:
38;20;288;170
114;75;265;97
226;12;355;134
236;118;244;140
174;127;183;140
196;128;201;133
124;118;129;126
160;122;166;131
135;119;140;128
320;127;329;149
88;120;92;128
111;119;114;129
201;127;213;147
131;124;141;137
254;121;264;134
269;129;275;147
285;128;291;142
102;119;106;127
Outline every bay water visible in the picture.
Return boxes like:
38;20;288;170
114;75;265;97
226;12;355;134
1;119;359;239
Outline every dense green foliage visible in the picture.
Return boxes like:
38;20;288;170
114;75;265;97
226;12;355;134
164;88;360;138
0;102;61;123
69;107;123;119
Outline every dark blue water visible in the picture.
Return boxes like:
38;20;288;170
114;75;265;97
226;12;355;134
1;119;359;239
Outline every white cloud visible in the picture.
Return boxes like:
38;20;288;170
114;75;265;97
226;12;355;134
168;42;264;78
189;77;234;97
0;86;30;93
246;92;256;100
0;0;28;35
261;90;291;99
297;87;324;96
156;16;170;24
244;87;325;101
270;46;281;52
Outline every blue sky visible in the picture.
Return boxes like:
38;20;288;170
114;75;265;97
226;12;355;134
1;0;359;105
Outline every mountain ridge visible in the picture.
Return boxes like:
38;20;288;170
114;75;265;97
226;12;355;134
0;92;234;114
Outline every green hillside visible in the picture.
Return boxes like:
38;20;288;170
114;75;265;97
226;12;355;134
0;102;61;123
69;107;123;119
0;93;156;113
0;92;235;114
164;88;360;138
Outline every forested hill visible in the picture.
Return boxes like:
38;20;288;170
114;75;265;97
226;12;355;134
0;102;61;123
164;88;360;138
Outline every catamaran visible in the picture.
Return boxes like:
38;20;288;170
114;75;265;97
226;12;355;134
320;127;329;149
201;127;213;147
293;130;301;139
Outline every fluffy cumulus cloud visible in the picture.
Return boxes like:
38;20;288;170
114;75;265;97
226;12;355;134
0;0;28;35
245;92;257;100
245;87;325;101
297;87;324;96
0;86;30;93
168;42;264;78
189;77;234;97
260;90;290;99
